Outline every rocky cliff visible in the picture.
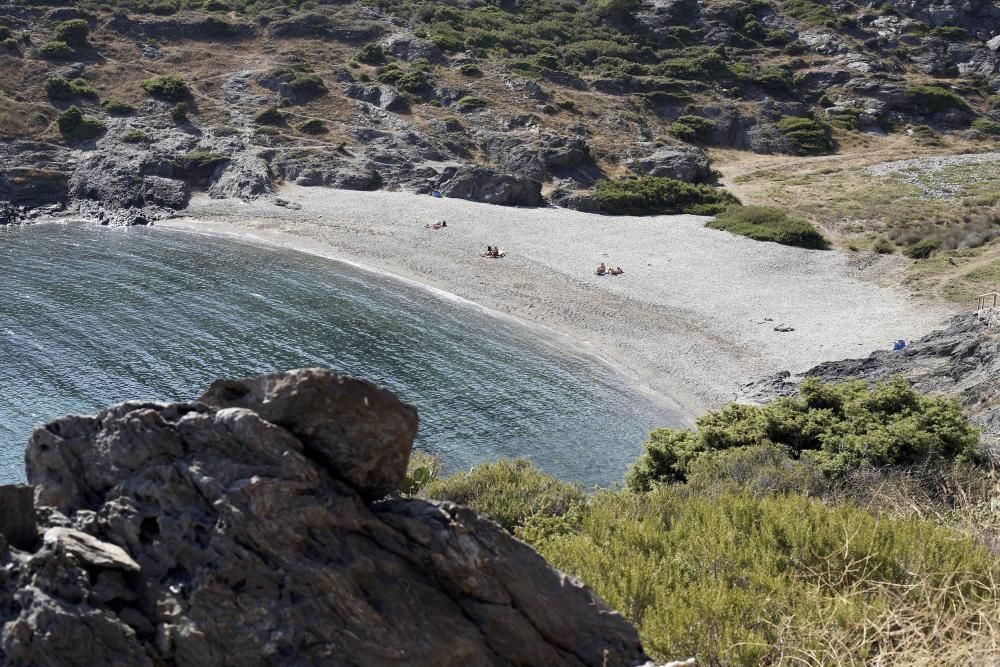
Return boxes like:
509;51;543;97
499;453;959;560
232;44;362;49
0;369;649;666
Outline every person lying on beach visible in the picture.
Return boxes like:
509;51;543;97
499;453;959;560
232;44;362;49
595;262;607;276
424;220;448;230
610;266;624;275
482;246;505;258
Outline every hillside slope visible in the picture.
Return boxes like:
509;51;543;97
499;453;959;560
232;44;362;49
0;0;999;224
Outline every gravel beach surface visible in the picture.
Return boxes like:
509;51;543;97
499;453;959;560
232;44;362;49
162;186;953;418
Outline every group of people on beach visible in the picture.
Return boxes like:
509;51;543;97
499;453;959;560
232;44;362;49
482;245;504;258
595;262;624;276
425;220;447;230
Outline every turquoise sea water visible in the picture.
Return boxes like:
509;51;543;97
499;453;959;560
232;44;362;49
0;223;680;486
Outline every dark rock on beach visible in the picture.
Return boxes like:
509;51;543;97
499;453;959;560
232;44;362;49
0;369;649;666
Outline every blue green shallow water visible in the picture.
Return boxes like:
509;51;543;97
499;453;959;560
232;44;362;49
0;223;678;487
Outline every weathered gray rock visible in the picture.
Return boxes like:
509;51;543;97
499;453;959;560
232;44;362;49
208;153;273;200
381;33;446;65
5;369;649;666
267;11;383;42
625;145;712;183
200;368;418;499
439;165;544;207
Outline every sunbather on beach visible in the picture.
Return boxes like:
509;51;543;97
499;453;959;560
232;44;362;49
596;262;607;276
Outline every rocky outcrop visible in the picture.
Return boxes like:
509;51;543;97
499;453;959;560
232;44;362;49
625;145;712;183
742;314;1000;451
0;369;649;666
439;165;545;207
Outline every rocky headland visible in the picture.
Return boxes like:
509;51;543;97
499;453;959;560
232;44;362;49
0;368;651;666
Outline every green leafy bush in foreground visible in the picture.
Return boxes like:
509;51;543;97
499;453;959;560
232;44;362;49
421;458;585;531
627;377;982;490
38;40;73;59
525;488;997;664
101;99;136;115
44;77;97;101
594;176;740;216
906;85;969;114
707;205;829;249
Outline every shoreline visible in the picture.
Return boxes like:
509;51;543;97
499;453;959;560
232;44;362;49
155;218;687;419
160;185;956;419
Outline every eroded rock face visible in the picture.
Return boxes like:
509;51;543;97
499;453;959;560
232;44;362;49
2;369;648;666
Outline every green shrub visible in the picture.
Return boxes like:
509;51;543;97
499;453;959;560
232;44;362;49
56;105;105;141
456;95;487;109
667;114;717;143
706;205;829;249
287;73;327;99
593;177;740;216
781;0;835;24
527;487;998;664
422;458;585;532
142;75;190;101
53;19;89;49
38;40;73;59
2;36;18;51
906;85;969;113
775;116;834;155
929;26;967;40
401;451;443;496
904;237;942;259
101;98;135;115
627;377;983;490
910;124;944;146
121;128;149;143
873;236;896;254
294;118;327;134
684;444;827;497
253;106;285;125
356;42;385;65
169;102;188;122
971;118;1000;136
458;62;482;77
44;77;96;100
202;0;230;11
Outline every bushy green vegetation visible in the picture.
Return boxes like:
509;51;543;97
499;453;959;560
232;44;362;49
253;106;285;125
971;117;1000;136
455;95;487;109
421;458;584;531
873;236;896;254
44;77;96;101
294;117;327;134
142;75;190;101
775;116;834;155
594;177;740;216
707;205;829;249
38;40;73;59
121;128;150;143
457;62;482;77
526;487;997;664
286;73;327;99
910;124;945;146
56;105;105;141
101;99;136;115
356;42;385;65
906;85;969;113
627;378;982;489
53;19;89;48
904;237;942;259
667;114;717;143
170;102;189;122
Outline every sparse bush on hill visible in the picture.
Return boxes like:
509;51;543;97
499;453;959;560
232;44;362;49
254;106;285;125
904;237;942;259
169;101;189;122
775;116;834;155
101;98;135;115
627;377;982;490
873;236;896;253
121;128;149;143
594;176;740;216
53;19;89;49
356;42;385;65
667;114;717;143
56;105;105;141
286;73;327;99
455;95;487;109
294;118;327;134
142;75;190;101
421;458;585;532
971;117;1000;136
707;205;829;249
38;40;73;59
909;124;945;146
44;77;96;101
906;85;969;113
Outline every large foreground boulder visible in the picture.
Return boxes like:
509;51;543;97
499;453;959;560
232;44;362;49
1;369;648;666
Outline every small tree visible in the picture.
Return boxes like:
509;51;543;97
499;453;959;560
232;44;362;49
53;19;89;49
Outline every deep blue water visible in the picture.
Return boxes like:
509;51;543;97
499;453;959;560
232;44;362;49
0;223;678;486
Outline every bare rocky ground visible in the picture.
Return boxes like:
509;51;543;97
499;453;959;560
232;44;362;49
0;369;653;667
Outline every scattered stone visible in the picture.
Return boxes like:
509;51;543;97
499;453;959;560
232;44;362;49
42;528;141;573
